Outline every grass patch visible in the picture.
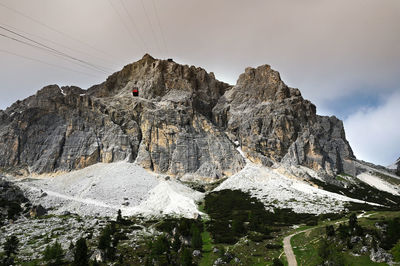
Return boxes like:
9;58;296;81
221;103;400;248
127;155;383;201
342;253;387;266
199;231;218;266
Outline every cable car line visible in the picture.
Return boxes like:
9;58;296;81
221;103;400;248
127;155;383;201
119;0;148;51
0;32;108;74
0;21;114;67
0;48;98;77
0;2;115;59
151;0;168;54
0;25;111;73
108;0;145;54
140;0;162;54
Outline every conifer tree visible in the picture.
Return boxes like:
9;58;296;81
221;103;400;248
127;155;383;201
73;238;88;266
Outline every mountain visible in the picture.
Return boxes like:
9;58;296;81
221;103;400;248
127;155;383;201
2;55;400;265
0;54;355;179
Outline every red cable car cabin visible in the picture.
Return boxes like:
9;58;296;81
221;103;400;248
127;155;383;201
132;88;139;97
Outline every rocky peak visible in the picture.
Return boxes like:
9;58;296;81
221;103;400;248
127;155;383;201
0;55;356;178
87;54;229;119
213;63;354;175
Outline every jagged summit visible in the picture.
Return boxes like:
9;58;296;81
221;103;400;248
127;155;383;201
0;55;356;179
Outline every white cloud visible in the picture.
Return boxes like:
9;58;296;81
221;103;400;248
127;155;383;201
344;92;400;166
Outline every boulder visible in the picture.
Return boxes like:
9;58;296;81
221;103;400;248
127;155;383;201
370;247;392;263
90;249;105;263
192;250;201;257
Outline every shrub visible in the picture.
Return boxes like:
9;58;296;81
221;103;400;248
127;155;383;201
391;239;400;261
272;257;284;266
326;225;335;237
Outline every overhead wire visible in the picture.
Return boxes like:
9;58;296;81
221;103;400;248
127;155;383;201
107;0;145;54
0;1;115;59
140;0;162;54
0;48;98;77
119;0;148;51
0;25;112;73
151;0;168;54
0;21;115;66
0;32;108;74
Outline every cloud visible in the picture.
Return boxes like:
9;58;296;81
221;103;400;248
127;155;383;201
344;92;400;166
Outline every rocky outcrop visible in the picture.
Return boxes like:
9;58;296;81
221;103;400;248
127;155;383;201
0;54;356;178
0;176;30;224
396;157;400;176
0;55;244;178
212;64;355;176
0;85;140;173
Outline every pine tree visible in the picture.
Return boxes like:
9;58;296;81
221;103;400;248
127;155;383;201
325;225;335;237
172;233;182;252
232;217;245;236
152;235;170;256
98;226;112;251
190;224;202;249
116;209;123;223
3;235;19;258
43;240;64;266
73;238;88;266
180;248;192;266
349;213;358;229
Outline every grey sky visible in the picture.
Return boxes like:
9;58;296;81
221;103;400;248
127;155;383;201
0;0;399;165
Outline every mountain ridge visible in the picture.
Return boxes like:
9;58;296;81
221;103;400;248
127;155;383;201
0;54;358;179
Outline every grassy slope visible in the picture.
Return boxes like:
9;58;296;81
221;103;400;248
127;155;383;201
198;197;288;266
290;211;400;266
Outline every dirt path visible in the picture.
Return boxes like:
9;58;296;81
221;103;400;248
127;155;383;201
283;228;313;266
283;212;370;266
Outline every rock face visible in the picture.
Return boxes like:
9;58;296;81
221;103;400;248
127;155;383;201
396;158;400;176
212;65;355;176
0;55;244;178
0;54;356;178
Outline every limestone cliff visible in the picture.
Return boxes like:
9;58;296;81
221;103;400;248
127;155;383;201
0;54;356;178
212;64;355;176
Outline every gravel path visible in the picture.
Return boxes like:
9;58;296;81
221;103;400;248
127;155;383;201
283;228;312;266
283;212;370;266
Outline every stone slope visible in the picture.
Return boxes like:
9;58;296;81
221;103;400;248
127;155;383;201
0;54;356;178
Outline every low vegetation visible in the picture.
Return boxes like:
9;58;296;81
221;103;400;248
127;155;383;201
292;211;400;265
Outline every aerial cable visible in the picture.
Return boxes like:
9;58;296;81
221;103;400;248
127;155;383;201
0;32;108;74
0;2;115;59
0;48;98;77
119;0;148;51
140;0;162;54
0;21;114;67
151;0;168;54
0;25;112;73
107;0;145;54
